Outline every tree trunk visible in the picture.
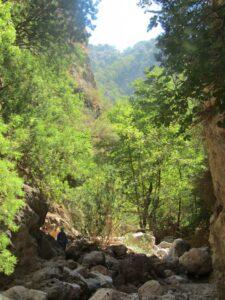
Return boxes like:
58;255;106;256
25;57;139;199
204;113;225;298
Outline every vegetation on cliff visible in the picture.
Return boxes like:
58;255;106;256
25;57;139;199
0;0;98;274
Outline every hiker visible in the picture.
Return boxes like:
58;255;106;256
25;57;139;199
57;227;68;250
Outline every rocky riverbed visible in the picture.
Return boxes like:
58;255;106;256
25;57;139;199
0;186;218;299
0;236;217;299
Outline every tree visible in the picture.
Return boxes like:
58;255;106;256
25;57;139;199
138;0;225;294
10;0;99;51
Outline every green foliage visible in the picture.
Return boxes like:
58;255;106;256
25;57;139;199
74;95;207;238
11;0;99;51
89;40;158;101
138;0;225;126
0;119;24;274
0;0;98;274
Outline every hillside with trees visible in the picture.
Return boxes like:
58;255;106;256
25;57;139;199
89;40;158;100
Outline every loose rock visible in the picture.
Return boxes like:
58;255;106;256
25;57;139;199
82;251;105;267
179;247;212;276
2;286;47;300
90;288;138;300
138;280;163;299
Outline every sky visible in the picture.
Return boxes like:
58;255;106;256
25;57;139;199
89;0;162;51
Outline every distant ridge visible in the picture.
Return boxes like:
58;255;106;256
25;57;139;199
89;39;158;101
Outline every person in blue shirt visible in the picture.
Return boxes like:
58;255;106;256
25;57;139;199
57;227;68;250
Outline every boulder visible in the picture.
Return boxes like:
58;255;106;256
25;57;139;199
29;266;63;284
67;260;78;270
119;253;152;285
163;239;190;270
168;239;190;258
89;288;138;300
86;271;113;292
179;247;212;275
164;270;175;278
35;231;64;259
91;265;109;276
165;275;188;285
158;241;172;249
105;255;120;273
62;267;88;291
82;251;105;267
155;248;169;258
66;239;99;261
2;286;47;300
36;278;82;300
109;245;128;257
138;280;163;299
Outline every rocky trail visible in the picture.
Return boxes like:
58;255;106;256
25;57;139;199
0;236;217;300
0;186;217;300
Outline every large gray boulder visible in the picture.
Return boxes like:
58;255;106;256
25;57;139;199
2;286;47;300
35;278;82;300
29;266;63;284
105;255;120;278
82;251;105;267
66;238;99;261
86;271;113;292
168;239;191;258
179;247;212;275
163;239;190;269
138;280;164;299
118;253;152;285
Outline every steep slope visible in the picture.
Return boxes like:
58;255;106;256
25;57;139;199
89;40;158;100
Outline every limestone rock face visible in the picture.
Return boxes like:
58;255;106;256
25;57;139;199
43;203;80;238
35;231;64;259
179;247;212;275
138;280;163;299
204;113;225;297
2;286;47;300
10;185;49;272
